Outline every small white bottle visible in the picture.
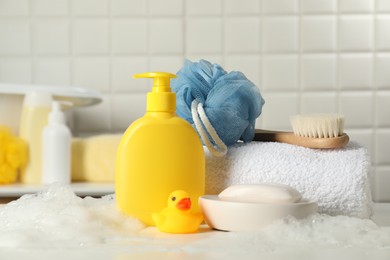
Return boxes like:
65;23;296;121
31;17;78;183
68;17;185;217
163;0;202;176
42;101;72;184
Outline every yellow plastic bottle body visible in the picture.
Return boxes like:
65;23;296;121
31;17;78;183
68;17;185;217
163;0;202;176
116;112;205;226
19;106;50;184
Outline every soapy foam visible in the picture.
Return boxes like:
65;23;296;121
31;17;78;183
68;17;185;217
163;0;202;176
0;184;389;258
0;184;144;248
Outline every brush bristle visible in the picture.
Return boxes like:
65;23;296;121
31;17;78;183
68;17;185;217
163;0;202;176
290;114;345;138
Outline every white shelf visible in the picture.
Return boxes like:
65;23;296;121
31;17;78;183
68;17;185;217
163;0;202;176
0;83;102;108
0;183;114;197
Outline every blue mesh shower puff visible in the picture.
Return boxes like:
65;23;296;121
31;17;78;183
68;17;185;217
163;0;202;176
171;59;265;147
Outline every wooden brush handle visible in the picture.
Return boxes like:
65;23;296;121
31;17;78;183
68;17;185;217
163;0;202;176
253;129;349;149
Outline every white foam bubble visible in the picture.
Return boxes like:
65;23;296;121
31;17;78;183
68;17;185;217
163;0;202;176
0;184;389;258
0;184;144;248
180;215;390;258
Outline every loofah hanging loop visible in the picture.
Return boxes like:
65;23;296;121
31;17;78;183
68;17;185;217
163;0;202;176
191;99;227;157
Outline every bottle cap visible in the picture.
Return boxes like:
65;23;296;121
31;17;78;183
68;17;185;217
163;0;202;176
133;72;177;112
48;101;66;124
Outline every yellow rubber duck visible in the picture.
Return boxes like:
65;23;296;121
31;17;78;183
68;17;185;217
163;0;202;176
152;190;203;234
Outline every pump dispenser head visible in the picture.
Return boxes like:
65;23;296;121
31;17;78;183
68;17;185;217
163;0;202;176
48;101;66;124
134;72;177;112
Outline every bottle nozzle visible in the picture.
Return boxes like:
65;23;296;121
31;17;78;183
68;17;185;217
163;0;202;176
52;101;61;112
133;72;177;112
49;101;66;124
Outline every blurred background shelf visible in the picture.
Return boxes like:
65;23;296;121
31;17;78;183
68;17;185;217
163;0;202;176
0;183;114;203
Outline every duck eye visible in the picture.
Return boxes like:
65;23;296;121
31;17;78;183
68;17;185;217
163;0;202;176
171;196;176;201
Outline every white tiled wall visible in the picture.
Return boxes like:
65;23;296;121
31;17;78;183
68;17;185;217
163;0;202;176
1;0;390;201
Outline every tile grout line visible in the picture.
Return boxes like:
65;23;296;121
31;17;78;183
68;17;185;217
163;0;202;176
146;0;151;72
336;0;341;115
68;0;78;134
221;0;226;66
182;0;186;61
259;0;265;96
257;0;264;129
107;0;113;132
68;0;74;87
297;0;302;114
28;0;34;84
372;0;378;198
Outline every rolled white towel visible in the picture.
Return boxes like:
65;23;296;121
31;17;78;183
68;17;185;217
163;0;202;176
205;141;373;218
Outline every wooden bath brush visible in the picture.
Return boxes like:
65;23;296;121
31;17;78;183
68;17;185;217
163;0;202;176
253;114;349;149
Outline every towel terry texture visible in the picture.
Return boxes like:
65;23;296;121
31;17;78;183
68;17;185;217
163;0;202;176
205;141;373;219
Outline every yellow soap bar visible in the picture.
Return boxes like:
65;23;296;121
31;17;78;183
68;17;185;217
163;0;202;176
71;134;121;182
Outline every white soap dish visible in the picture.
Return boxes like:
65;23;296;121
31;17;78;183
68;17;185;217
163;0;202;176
199;195;318;231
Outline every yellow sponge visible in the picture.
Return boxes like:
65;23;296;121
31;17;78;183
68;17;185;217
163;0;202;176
0;126;27;184
71;134;121;182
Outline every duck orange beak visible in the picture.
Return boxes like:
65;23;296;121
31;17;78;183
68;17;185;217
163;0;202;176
176;198;191;210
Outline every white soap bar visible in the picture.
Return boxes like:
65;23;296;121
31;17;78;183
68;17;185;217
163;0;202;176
218;183;302;204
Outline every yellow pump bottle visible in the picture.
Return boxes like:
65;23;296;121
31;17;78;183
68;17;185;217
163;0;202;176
116;72;205;226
